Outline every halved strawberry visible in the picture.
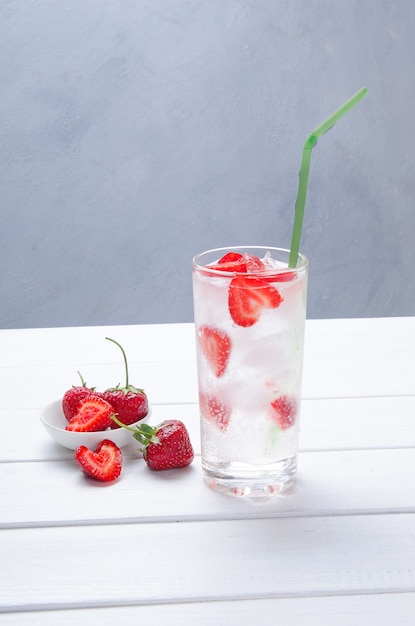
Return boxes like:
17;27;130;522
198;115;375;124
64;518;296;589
228;275;283;327
208;252;248;273
198;325;231;377
74;439;122;482
199;392;231;431
270;395;297;430
66;396;114;432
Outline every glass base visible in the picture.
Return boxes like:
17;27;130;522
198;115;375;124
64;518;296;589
202;456;297;499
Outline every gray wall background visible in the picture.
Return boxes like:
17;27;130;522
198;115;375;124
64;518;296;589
1;0;414;329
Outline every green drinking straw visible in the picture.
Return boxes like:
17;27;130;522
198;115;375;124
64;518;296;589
288;87;369;268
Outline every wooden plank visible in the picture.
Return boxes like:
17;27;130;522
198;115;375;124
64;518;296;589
1;404;201;463
1;319;414;623
0;361;199;409
299;395;415;452
1;514;415;611
304;317;415;359
1;318;414;408
0;323;196;367
2;395;415;462
1;346;415;412
1;318;414;367
3;592;415;626
2;449;415;528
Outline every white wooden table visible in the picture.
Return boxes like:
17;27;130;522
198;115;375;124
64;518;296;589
1;317;415;624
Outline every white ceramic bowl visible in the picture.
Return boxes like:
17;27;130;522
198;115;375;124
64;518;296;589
40;399;150;450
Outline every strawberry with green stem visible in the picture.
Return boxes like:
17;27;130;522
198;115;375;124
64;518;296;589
199;392;231;431
112;416;194;471
103;337;149;428
62;371;96;422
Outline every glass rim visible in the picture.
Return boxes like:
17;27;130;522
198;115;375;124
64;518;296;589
193;245;309;275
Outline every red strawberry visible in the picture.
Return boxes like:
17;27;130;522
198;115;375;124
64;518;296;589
199;392;231;431
103;337;149;428
62;372;96;422
270;395;297;430
66;396;114;432
144;421;194;471
198;325;231;377
208;252;248;273
103;389;148;428
74;439;122;482
228;275;283;327
112;417;194;471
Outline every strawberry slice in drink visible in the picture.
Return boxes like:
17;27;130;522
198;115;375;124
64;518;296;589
198;325;231;377
270;395;297;430
228;275;283;327
199;392;231;431
208;252;248;273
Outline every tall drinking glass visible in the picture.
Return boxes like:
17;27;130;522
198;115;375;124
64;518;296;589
192;246;308;497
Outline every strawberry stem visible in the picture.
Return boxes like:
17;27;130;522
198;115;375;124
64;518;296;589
77;371;87;387
106;337;129;388
111;414;136;432
111;414;160;446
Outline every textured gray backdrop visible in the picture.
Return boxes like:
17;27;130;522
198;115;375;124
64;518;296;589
1;0;414;328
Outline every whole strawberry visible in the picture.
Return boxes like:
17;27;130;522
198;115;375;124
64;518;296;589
143;421;194;471
103;337;149;428
62;372;96;422
112;416;194;471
